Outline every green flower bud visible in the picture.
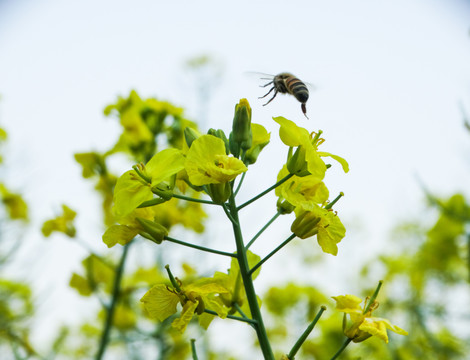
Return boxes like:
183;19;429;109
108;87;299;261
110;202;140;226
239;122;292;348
229;132;241;158
287;146;310;176
291;210;321;239
276;198;295;214
136;217;168;244
184;127;201;148
231;98;252;151
151;182;174;201
208;128;230;155
205;182;231;204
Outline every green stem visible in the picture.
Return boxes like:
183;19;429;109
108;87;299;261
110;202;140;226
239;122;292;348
227;194;275;360
325;192;344;210
203;309;257;325
237;173;294;211
249;234;296;276
330;338;352;360
95;242;131;360
132;164;151;183
172;193;217;205
245;211;281;250
233;171;247;197
467;233;470;283
164;265;181;292
164;236;237;258
222;202;238;225
191;339;198;360
364;280;383;314
288;306;326;359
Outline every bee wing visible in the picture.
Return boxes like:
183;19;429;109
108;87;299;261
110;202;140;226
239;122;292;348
304;81;317;91
244;71;275;81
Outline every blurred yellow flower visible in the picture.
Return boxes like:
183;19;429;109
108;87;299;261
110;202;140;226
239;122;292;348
332;294;408;343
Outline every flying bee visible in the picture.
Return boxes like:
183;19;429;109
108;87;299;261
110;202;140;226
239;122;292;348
259;72;311;119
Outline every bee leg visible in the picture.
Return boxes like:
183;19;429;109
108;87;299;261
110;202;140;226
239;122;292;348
260;81;274;88
259;86;275;99
262;90;278;106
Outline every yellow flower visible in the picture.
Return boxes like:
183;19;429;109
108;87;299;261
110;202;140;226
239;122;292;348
332;294;408;343
291;206;346;256
41;204;76;238
112;148;185;217
273;117;349;179
185;135;247;186
141;277;229;333
212;250;261;315
275;165;329;211
102;207;167;247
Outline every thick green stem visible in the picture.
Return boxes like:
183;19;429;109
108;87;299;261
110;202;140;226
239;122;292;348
95;242;131;360
227;195;275;360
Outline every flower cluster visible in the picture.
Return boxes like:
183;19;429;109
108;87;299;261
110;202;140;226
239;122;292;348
274;117;349;255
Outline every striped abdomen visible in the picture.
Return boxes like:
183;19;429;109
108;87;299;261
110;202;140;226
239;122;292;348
284;75;309;104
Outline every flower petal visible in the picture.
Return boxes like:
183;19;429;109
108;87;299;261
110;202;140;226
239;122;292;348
141;284;180;322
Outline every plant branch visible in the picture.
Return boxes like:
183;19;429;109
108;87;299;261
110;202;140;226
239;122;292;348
237;173;294;211
203;309;257;325
330;338;352;360
249;234;296;276
227;195;275;359
288;306;326;359
95;241;131;360
164;236;236;258
245;211;281;250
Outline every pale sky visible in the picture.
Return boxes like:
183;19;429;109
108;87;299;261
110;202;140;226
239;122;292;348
1;0;470;353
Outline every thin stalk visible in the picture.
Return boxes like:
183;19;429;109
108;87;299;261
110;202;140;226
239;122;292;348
288;306;326;359
95;242;131;360
172;193;217;205
233;171;247;197
191;339;198;360
330;338;352;360
227;194;275;360
364;280;383;314
203;309;257;325
222;202;238;225
237;173;294;211
325;192;344;210
467;233;470;283
164;236;237;258
249;234;296;276
234;302;249;320
245;211;281;250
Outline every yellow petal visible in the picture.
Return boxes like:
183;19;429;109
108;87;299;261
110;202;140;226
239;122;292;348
172;300;199;333
141;284;180;322
332;294;363;313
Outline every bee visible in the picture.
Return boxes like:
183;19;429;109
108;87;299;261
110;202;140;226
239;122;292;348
259;72;310;119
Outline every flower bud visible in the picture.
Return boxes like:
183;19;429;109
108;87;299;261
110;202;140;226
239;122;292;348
151;182;174;201
231;98;252;152
184;127;201;148
291;210;321;239
207;128;230;155
276;198;295;214
136;217;168;244
206;182;231;204
287;146;309;176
